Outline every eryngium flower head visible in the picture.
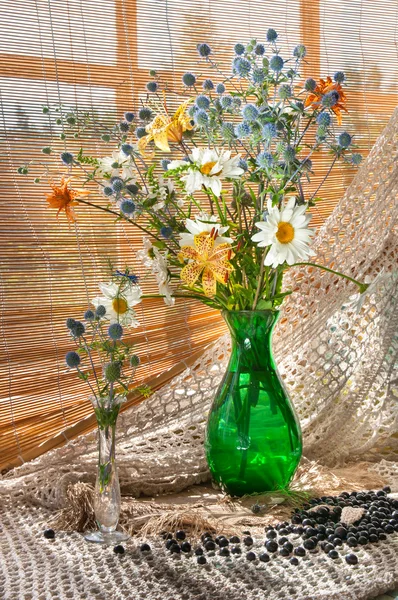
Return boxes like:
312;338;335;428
108;323;123;340
197;43;212;57
234;57;251;77
351;153;362;165
267;28;278;42
65;351;81;368
66;318;76;329
160;226;173;238
220;122;235;141
119;121;129;132
146;81;158;92
182;72;196;87
124;112;135;122
216;83;226;94
120;199;135;214
242;103;259;121
270;55;284;72
256;151;274;168
126;183;139;195
283;146;296;162
316;112;331;127
293;44;306;59
71;321;85;338
304;78;317;92
220;95;233;109
95;305;106;317
278;84;292;99
111;177;124;193
234;43;245;55
194;110;209;127
262;123;277;139
254;43;265;56
195;95;210;109
322;91;339;107
203;79;214;90
84;309;95;321
104;362;121;383
238;158;248;171
252;68;266;84
121;143;133;156
338;131;352;148
136;127;146;139
334;71;345;83
138;107;153;121
60;152;74;165
235;121;251;138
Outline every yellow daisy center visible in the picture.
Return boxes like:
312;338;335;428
112;297;128;315
200;161;222;176
276;222;295;244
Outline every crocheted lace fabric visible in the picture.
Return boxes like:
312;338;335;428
1;110;398;599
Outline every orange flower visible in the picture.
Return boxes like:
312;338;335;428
46;177;89;222
304;76;347;125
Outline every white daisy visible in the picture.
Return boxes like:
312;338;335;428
168;148;243;196
252;197;314;268
136;237;154;268
91;281;142;327
179;213;232;248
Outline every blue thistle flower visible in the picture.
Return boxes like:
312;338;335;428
238;158;248;171
254;43;265;56
138;107;153;121
146;81;158;93
126;183;139;195
60;152;74;165
197;43;212;57
316;112;331;127
286;68;296;79
216;83;226;94
203;79;214;91
262;123;277;139
136;127;147;139
84;309;95;321
124;112;135;122
160;226;173;238
220;122;235;141
120;199;135;214
334;71;345;83
119;121;129;132
234;57;251;77
130;354;140;367
65;351;81;368
195;95;210;109
278;84;292;99
266;28;278;42
293;44;306;59
194;110;209;127
71;321;85;338
182;72;196;87
220;95;233;109
256;151;274;168
305;78;317;92
270;55;284;72
252;68;266;84
161;159;171;171
322;91;339;108
283;146;296;163
121;143;133;156
66;318;76;330
111;177;124;193
235;122;251;139
188;104;198;117
95;305;106;318
234;43;245;55
351;153;362;166
317;126;327;141
242;103;259;121
108;323;123;340
103;186;113;197
338;132;352;148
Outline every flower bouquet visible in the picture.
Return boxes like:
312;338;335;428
24;30;369;496
64;276;141;542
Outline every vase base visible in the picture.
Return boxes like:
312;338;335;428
84;530;129;544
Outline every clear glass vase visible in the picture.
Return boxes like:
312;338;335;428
84;395;128;544
205;310;302;497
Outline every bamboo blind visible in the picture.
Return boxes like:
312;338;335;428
1;0;397;471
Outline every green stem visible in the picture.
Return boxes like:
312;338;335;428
289;262;367;293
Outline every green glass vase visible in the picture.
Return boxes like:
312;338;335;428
205;310;302;497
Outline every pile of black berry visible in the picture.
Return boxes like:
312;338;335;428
159;487;397;568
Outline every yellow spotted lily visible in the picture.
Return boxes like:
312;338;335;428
138;99;193;157
178;230;233;297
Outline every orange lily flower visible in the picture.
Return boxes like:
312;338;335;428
46;177;89;222
304;76;347;125
138;99;193;158
178;230;233;297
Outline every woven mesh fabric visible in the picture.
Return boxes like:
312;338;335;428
1;106;398;600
